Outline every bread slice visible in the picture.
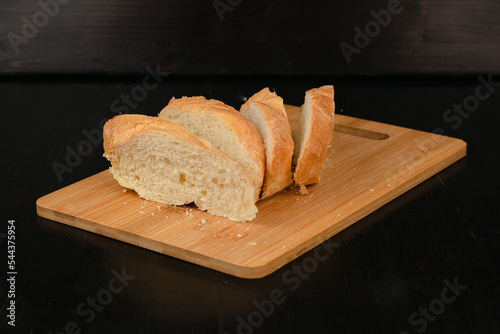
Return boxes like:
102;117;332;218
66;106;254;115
240;88;294;199
103;114;258;221
292;85;335;186
159;96;265;199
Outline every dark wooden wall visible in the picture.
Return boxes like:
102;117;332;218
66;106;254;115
0;0;499;75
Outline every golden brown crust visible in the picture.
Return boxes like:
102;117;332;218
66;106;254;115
103;114;211;162
241;88;294;198
160;96;266;192
294;85;335;186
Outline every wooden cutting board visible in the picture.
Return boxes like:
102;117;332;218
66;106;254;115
36;106;466;279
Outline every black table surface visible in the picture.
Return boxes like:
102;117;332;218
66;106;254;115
1;75;499;334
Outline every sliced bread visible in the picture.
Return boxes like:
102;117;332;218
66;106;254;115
159;96;265;199
292;85;335;186
240;88;294;198
103;114;258;221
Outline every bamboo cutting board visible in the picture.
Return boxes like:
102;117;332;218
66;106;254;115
36;106;466;278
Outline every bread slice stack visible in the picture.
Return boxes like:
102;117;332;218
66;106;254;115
103;86;335;221
103;115;259;221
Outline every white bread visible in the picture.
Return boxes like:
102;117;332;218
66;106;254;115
159;96;265;199
103;115;258;221
240;88;294;199
292;85;335;186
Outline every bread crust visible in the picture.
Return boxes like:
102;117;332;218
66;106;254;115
240;88;294;198
103;114;211;162
159;96;266;195
293;85;335;186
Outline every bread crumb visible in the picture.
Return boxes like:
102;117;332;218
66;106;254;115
369;188;374;192
165;216;168;219
124;202;127;205
237;234;243;238
201;218;206;224
139;211;144;214
189;213;195;219
248;242;257;246
299;185;309;195
200;226;206;231
151;212;155;216
122;189;127;193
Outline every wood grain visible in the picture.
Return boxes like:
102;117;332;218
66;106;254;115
1;0;499;75
36;106;466;278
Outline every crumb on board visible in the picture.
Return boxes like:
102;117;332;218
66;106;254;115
201;219;206;224
151;212;155;216
122;189;127;193
237;234;243;238
299;185;309;195
247;242;257;246
189;213;194;219
139;211;144;214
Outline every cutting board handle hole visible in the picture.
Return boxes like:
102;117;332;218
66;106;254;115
334;124;390;140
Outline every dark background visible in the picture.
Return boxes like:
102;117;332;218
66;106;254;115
1;0;500;75
1;1;499;333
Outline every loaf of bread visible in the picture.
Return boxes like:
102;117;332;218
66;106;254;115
103;86;335;221
103;115;258;221
159;96;265;200
240;88;294;199
292;85;335;186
